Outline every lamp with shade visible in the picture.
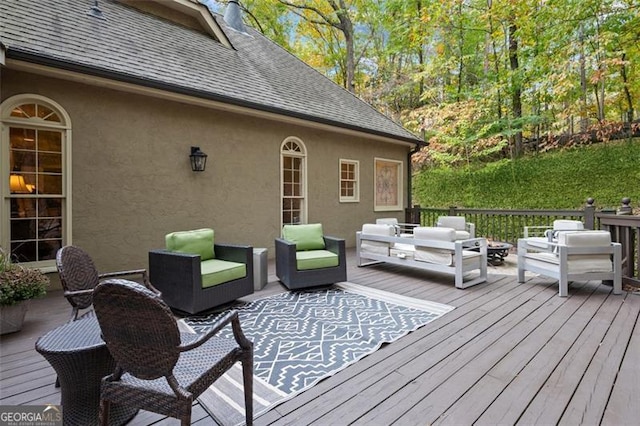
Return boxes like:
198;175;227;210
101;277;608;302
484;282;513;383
9;174;33;193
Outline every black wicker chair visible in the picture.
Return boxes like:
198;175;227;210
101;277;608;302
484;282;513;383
275;224;347;290
92;279;254;426
54;245;160;388
149;229;254;314
56;245;159;321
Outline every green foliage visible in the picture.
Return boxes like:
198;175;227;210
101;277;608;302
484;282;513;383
413;138;640;210
0;248;49;306
239;0;640;161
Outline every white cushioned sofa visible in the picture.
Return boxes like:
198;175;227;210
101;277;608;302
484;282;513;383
357;224;488;289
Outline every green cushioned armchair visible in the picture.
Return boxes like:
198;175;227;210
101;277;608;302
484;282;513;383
148;228;254;314
275;223;347;290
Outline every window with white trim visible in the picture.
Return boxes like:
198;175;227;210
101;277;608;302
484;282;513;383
1;95;71;270
339;159;359;202
281;138;307;226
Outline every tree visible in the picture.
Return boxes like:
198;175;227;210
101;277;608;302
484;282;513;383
218;0;639;165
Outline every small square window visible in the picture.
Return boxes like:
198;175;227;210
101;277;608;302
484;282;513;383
339;160;359;203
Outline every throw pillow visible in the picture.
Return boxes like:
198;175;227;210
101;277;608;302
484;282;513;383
166;228;215;260
282;223;326;251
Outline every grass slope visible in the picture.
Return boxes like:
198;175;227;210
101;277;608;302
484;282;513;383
413;138;640;209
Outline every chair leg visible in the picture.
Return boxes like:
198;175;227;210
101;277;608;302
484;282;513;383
517;246;525;283
559;276;569;297
242;354;254;426
181;412;191;426
99;399;110;426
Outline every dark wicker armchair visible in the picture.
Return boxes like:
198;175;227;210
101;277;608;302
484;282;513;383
56;245;159;321
92;279;254;426
275;223;347;290
149;228;254;314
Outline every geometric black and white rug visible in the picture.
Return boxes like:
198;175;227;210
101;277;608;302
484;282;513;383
180;282;454;425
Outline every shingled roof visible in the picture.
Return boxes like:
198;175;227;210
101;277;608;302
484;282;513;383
0;0;421;144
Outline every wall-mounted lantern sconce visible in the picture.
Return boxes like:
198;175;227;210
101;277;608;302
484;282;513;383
190;146;208;172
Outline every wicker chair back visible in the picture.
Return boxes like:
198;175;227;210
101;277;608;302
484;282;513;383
93;279;181;380
56;245;100;310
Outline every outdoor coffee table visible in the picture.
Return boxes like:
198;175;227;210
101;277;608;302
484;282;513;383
35;313;138;426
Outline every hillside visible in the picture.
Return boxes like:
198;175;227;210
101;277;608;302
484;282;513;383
412;138;640;210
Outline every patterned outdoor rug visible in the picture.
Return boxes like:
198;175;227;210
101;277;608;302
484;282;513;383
179;282;454;425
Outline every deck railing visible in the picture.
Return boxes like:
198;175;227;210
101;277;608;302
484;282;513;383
405;197;639;287
597;213;640;286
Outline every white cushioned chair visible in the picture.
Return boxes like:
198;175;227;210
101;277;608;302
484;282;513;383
436;216;475;240
518;230;622;297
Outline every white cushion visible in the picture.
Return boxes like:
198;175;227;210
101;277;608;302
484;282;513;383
414;226;456;242
557;230;610;246
413;227;455;265
526;252;612;274
550;220;585;241
390;243;415;260
415;247;482;267
553;220;584;231
525;237;550;250
360;223;394;256
437;216;466;231
376;218;399;226
454;230;471;240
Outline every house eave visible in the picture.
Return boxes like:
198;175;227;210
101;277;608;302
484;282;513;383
5;52;423;148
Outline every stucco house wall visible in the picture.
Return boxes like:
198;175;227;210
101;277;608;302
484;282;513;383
2;68;409;273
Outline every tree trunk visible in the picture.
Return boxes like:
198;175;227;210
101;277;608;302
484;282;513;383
508;21;523;157
620;52;634;122
579;25;588;132
456;1;464;102
334;0;355;92
487;0;502;119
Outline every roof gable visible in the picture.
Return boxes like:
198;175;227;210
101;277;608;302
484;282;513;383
116;0;232;48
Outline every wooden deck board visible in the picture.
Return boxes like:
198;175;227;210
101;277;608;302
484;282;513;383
559;289;640;425
436;282;606;425
1;248;639;425
502;291;628;425
601;294;640;424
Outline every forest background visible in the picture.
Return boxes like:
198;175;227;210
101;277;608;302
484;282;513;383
204;0;640;209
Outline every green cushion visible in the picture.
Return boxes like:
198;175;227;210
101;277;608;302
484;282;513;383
166;228;215;260
296;250;339;270
200;259;246;288
282;223;325;251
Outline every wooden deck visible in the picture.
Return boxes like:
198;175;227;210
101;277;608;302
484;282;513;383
2;248;639;425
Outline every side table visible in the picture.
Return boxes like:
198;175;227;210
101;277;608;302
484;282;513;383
35;314;138;426
253;248;268;291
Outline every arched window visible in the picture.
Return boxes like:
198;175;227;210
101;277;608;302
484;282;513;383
1;95;72;270
280;138;307;227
